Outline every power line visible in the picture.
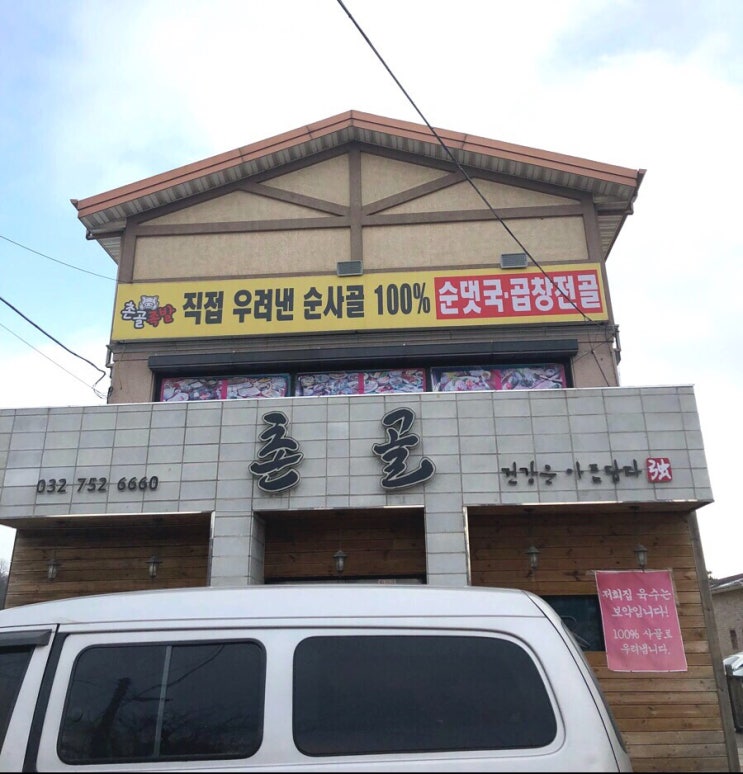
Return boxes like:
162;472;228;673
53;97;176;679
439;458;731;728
335;0;620;388
0;321;106;399
0;236;112;399
0;233;116;281
335;0;596;325
0;294;108;382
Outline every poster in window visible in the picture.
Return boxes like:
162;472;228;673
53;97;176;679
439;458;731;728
223;375;289;399
296;372;363;396
595;570;687;672
498;364;565;390
363;369;426;394
160;375;289;402
430;368;498;392
431;364;565;392
297;369;426;396
160;377;225;401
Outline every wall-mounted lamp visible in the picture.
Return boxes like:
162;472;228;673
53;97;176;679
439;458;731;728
333;549;348;575
47;557;60;581
147;555;162;579
634;544;648;570
525;545;540;573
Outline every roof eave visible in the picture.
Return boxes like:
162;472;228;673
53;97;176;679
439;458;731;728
74;110;644;233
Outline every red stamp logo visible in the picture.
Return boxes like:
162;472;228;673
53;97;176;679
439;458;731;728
646;457;672;482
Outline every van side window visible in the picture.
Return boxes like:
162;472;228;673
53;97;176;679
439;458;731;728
58;641;265;763
293;635;557;756
0;647;34;749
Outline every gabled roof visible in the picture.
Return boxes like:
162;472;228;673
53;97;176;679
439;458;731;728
711;573;743;593
73;110;645;263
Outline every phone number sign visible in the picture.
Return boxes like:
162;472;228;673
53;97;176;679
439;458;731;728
112;264;607;340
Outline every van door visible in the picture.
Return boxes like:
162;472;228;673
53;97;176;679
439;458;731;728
0;629;54;772
33;630;267;771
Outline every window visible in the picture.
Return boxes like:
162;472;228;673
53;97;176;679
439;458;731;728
59;641;265;763
0;646;34;748
293;635;556;756
156;362;569;401
542;595;605;651
160;374;289;401
431;363;566;391
296;368;425;396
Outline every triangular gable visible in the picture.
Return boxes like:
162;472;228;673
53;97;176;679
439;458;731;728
74;110;644;263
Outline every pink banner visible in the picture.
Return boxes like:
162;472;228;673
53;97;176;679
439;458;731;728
595;570;687;672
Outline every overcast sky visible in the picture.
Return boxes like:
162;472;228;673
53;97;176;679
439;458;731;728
1;0;741;576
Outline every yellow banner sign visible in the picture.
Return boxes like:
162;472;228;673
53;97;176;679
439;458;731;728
112;264;608;341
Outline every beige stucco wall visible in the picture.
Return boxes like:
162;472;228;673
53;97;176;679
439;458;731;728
266;154;350;205
133;221;589;283
363;217;587;271
360;153;446;203
107;356;155;404
133;229;349;280
382;177;576;214
130;150;589;281
133;217;587;281
357;154;576;209
146;191;327;225
573;339;619;387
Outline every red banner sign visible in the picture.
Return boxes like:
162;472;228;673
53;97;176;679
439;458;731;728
595;570;687;672
434;269;602;319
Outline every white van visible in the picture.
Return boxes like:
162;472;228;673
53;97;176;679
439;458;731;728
0;585;631;772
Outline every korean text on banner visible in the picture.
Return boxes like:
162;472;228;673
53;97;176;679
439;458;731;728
595;570;687;672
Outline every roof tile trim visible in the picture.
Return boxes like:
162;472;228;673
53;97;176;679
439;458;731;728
74;110;643;220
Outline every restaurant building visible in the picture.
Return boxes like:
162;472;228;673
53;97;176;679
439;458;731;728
0;111;733;770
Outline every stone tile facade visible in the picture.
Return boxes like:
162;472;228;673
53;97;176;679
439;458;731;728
0;385;711;588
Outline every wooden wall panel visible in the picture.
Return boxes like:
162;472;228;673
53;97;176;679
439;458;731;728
5;520;210;608
468;508;729;772
263;508;425;581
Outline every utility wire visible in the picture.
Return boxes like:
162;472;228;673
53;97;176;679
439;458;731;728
0;233;116;281
335;0;596;325
0;294;108;384
0;321;106;399
336;0;620;388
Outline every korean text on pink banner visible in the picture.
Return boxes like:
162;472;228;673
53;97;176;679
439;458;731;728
595;570;687;672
